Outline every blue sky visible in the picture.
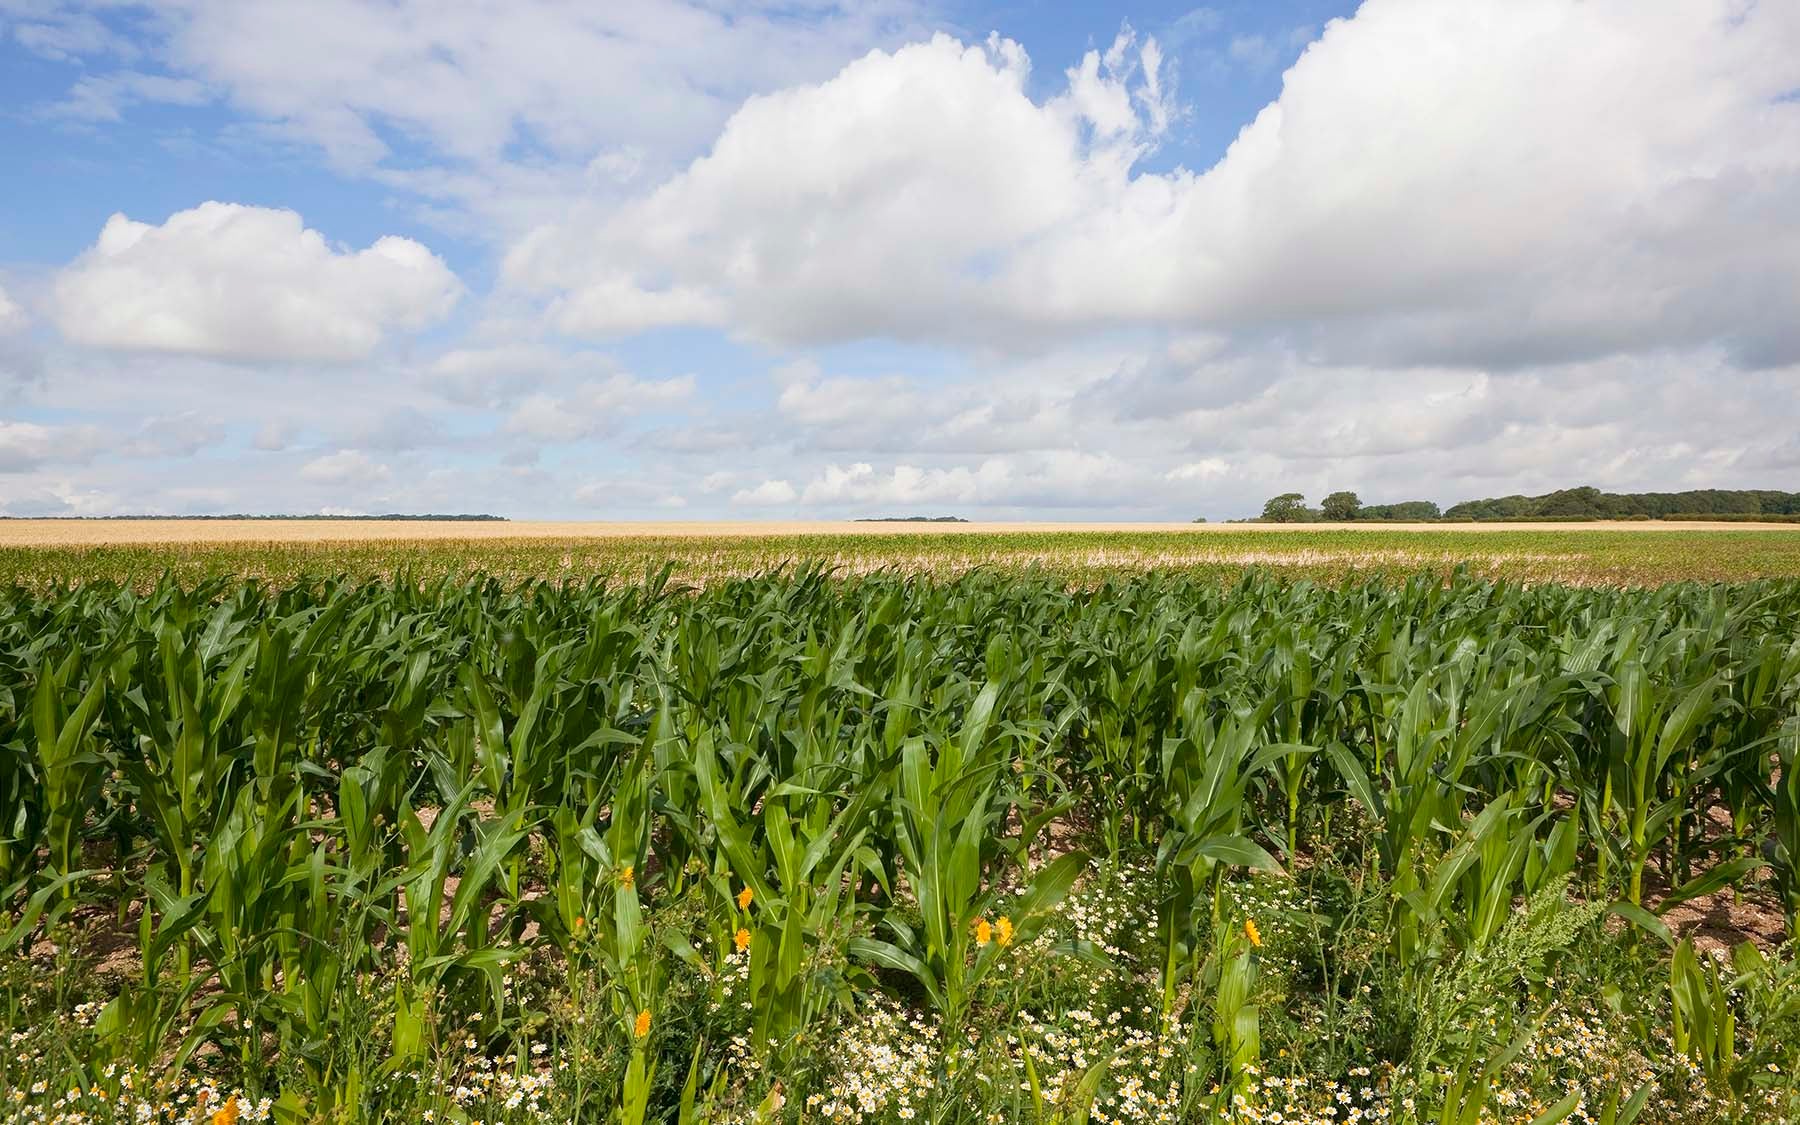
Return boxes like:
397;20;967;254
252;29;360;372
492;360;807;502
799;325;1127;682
1;1;1797;519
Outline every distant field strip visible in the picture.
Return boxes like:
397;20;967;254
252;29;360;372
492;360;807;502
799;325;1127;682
4;518;1799;544
3;522;1800;586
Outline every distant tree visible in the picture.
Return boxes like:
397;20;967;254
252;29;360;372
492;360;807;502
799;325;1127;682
1361;500;1442;520
1321;491;1361;521
1261;493;1309;523
1538;486;1606;518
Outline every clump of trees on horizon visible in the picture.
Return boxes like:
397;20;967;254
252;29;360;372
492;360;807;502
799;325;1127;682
1246;486;1800;523
1255;492;1443;523
1444;486;1800;520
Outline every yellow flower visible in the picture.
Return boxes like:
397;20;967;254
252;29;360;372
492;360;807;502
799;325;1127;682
995;916;1014;947
735;927;752;952
737;885;754;910
1244;919;1262;948
633;1009;652;1039
974;919;993;946
619;865;635;889
211;1095;240;1125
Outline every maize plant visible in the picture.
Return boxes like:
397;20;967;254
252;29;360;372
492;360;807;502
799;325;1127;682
0;568;1794;1121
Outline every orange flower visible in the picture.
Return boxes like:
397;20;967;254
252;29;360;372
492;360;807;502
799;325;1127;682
633;1008;652;1039
1244;919;1262;948
737;885;754;910
572;916;586;935
995;916;1014;947
734;927;752;952
211;1095;240;1125
619;865;635;889
974;918;993;946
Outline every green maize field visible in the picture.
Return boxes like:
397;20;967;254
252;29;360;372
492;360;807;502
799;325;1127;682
4;538;1800;1123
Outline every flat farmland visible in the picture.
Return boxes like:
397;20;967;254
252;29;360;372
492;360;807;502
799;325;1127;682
3;519;1800;587
6;519;1800;1122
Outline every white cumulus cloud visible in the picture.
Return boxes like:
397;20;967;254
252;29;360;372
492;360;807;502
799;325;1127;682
54;203;462;362
506;28;1171;345
507;0;1800;366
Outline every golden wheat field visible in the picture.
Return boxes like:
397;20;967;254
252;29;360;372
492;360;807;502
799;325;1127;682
2;520;1799;589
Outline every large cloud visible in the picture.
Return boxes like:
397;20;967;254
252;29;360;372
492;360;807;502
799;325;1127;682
53;203;462;362
508;0;1800;366
506;29;1170;344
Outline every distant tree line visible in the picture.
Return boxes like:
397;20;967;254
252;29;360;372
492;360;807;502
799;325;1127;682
1254;492;1443;523
853;516;971;523
1244;486;1800;523
1443;486;1800;520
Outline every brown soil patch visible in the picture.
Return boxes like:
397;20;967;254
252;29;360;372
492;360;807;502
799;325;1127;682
1658;888;1788;955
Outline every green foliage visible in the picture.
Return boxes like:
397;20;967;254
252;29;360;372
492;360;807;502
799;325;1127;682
1321;491;1362;521
1445;486;1800;521
1261;493;1314;522
0;567;1798;1121
1358;499;1443;520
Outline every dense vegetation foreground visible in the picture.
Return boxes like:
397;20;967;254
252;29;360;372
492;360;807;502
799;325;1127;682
4;570;1800;1124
